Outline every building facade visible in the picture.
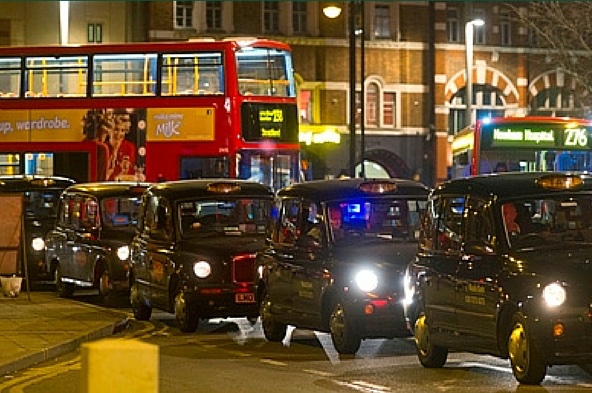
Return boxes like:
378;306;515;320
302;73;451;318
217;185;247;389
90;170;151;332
0;1;588;187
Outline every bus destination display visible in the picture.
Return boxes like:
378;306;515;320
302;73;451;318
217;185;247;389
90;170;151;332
484;123;592;150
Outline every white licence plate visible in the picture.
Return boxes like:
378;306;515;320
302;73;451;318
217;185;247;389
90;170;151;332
235;293;255;304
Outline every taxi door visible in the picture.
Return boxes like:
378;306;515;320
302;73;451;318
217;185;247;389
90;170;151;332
454;197;499;346
144;198;175;309
289;201;326;325
419;196;465;332
262;198;301;317
61;194;98;285
130;194;153;303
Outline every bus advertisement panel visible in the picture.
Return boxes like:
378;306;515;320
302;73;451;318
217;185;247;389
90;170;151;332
0;39;299;190
451;116;592;179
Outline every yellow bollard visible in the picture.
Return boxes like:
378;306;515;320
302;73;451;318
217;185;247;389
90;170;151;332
81;338;159;393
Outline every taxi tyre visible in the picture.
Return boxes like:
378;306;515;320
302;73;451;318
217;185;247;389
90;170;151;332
55;264;74;298
130;282;152;321
97;265;114;305
508;312;547;384
260;292;287;342
174;287;199;333
329;301;361;354
414;310;448;368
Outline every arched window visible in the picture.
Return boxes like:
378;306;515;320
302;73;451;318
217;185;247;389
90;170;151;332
530;87;585;117
366;82;379;127
448;84;505;135
355;79;397;129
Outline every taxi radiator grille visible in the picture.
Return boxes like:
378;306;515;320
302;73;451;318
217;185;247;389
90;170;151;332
232;253;256;284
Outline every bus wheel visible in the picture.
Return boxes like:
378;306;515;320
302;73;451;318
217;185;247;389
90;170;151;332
174;288;198;333
508;312;547;384
55;264;74;298
329;301;361;354
415;311;448;368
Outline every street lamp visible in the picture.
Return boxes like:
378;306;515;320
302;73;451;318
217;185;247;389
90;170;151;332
59;1;70;45
324;2;358;178
465;18;484;127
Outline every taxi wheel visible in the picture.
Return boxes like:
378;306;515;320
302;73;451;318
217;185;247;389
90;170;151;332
98;268;111;297
174;289;199;333
55;264;73;298
260;293;287;342
130;283;152;321
508;313;547;384
329;302;361;354
414;312;448;368
133;301;152;321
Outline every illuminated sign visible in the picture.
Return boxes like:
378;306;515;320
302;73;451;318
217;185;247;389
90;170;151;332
147;108;215;141
484;123;592;150
299;126;341;145
259;109;283;139
0;109;85;142
242;103;299;143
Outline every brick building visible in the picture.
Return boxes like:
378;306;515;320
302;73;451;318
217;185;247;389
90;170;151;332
0;1;588;186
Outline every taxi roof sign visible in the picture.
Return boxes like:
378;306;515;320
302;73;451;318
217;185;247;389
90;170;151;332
537;174;583;190
207;182;241;193
30;179;55;187
358;181;397;194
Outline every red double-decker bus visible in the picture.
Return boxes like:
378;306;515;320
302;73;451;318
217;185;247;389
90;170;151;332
0;38;299;189
451;116;592;178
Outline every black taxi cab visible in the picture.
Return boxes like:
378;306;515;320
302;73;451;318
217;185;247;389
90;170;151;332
129;179;274;333
0;175;75;283
256;178;430;354
45;182;150;300
404;172;592;384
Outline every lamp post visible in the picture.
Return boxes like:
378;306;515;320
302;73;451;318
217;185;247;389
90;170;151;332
324;2;358;178
465;19;484;127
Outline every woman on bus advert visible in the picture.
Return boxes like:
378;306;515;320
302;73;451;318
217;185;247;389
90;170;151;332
106;112;137;181
82;108;146;182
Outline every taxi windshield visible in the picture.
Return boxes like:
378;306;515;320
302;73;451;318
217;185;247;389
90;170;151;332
100;197;142;230
24;190;61;218
503;195;592;250
179;198;272;238
327;198;427;245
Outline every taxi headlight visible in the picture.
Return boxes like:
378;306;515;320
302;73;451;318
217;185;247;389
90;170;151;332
355;270;378;292
193;261;212;279
543;283;566;307
31;237;45;252
116;246;130;261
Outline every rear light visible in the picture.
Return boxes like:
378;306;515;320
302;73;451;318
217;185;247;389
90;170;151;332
232;253;256;284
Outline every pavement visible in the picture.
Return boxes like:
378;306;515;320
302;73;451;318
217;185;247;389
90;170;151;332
0;288;129;376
